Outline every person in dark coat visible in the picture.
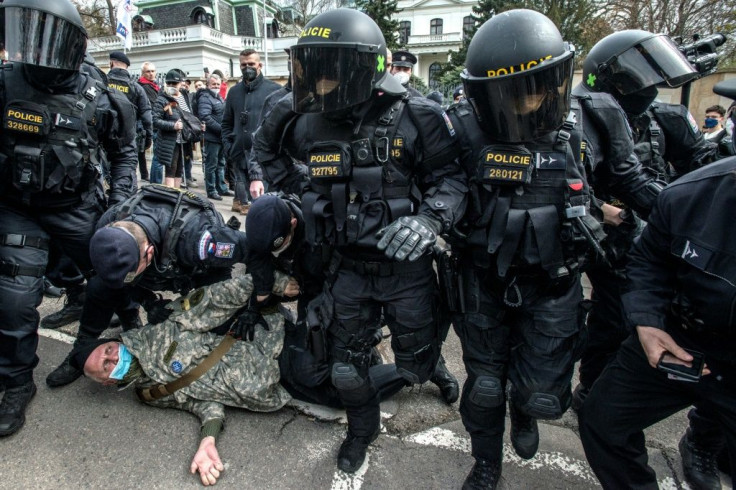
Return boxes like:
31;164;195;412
221;49;281;214
198;73;231;200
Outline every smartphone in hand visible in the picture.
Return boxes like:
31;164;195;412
656;349;705;382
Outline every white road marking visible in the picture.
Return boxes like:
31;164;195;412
38;328;76;344
330;452;370;490
406;426;595;483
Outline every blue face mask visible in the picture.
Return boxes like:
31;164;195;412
704;117;719;129
110;344;133;380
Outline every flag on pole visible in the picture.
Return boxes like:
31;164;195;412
115;0;137;51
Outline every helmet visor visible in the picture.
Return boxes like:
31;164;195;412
606;35;697;94
462;52;574;143
291;45;377;113
0;7;86;71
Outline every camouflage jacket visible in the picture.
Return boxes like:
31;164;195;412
120;273;293;427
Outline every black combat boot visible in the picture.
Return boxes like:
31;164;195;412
509;402;539;460
336;429;379;473
462;458;502;490
679;429;722;490
40;284;85;329
430;355;460;404
571;383;589;413
0;380;37;437
46;352;83;388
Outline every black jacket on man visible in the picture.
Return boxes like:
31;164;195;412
107;67;153;140
197;89;225;144
80;185;249;336
623;157;736;361
221;73;281;181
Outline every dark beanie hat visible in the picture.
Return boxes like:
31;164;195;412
69;338;116;372
109;50;131;67
89;226;140;289
246;195;292;254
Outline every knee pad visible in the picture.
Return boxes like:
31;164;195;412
331;362;366;391
522;392;563;419
468;376;504;408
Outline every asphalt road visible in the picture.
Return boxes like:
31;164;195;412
1;159;732;489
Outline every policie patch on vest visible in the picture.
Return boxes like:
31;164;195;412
307;151;346;180
4;103;49;135
480;146;533;185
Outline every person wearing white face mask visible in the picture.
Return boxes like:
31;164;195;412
390;50;422;97
197;74;232;200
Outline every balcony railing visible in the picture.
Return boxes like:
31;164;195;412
407;32;462;45
88;24;264;53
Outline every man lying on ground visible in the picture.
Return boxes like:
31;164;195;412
71;273;407;486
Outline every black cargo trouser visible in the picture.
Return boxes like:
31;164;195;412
0;195;102;386
579;334;736;489
454;262;586;462
329;261;438;437
579;265;630;389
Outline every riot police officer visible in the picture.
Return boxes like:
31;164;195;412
0;0;138;436
569;30;696;407
40;50;155;331
46;185;247;387
253;9;467;473
582;30;718;181
446;10;593;488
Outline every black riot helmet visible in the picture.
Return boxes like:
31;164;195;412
290;8;405;114
461;9;575;143
0;0;88;83
583;30;698;115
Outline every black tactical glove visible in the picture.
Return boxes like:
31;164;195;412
377;215;442;261
144;296;173;324
228;297;274;341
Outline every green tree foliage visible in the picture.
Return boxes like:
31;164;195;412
355;0;403;51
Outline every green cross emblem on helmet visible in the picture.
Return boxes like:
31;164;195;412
377;55;385;72
587;73;596;87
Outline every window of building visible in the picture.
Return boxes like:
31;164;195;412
190;7;213;27
428;62;442;89
430;18;443;36
463;16;474;40
132;14;154;32
399;21;411;45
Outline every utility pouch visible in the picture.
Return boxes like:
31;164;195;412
435;246;460;313
13;145;44;192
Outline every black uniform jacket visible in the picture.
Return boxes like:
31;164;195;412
623;157;736;361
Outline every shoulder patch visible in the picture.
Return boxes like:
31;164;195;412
442;112;456;137
214;242;235;258
686;111;699;135
198;230;213;260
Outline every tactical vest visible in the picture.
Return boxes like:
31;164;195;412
630;111;667;178
451;105;599;281
107;72;136;106
114;184;222;291
300;97;420;251
0;68;104;206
